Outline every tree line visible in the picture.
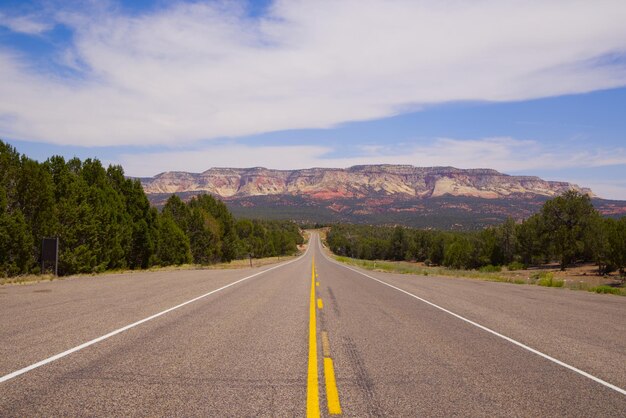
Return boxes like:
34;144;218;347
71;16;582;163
327;191;626;275
0;141;303;277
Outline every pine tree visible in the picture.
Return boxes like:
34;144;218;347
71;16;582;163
541;191;600;270
156;214;192;266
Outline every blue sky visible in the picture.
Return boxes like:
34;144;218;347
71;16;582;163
1;0;626;199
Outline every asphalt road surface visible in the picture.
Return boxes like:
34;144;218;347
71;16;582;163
1;233;625;416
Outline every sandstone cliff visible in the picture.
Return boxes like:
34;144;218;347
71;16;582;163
140;165;593;200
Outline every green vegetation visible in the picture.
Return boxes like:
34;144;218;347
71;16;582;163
0;140;302;278
534;272;564;287
507;261;526;271
334;256;522;284
588;285;625;296
479;265;502;273
332;255;626;295
327;191;626;279
327;192;625;296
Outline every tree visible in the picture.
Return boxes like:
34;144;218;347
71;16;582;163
540;191;599;270
0;186;34;276
478;227;500;266
0;141;21;207
606;218;626;278
187;207;221;264
389;226;408;261
107;166;158;269
588;217;612;275
162;195;190;232
189;194;238;262
156;214;191;266
2;141;304;276
428;234;445;266
498;217;517;264
516;214;545;265
443;237;473;269
16;157;56;248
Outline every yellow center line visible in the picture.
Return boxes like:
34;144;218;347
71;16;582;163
321;331;331;357
324;357;342;415
307;247;342;416
321;330;342;414
307;256;320;418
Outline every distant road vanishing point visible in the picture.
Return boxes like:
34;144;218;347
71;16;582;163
1;233;625;416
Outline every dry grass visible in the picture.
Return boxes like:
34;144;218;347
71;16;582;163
2;231;311;287
0;274;58;286
152;255;299;271
317;230;625;296
334;256;518;283
330;255;625;296
0;254;301;287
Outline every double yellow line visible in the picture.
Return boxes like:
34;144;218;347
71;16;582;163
307;257;321;417
307;256;342;417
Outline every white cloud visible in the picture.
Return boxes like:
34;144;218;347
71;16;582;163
118;144;334;177
0;12;52;34
397;138;626;173
1;0;626;146
571;180;626;201
118;137;626;198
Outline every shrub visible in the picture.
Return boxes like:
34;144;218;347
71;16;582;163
443;239;474;269
507;261;526;271
589;285;623;295
536;272;564;287
479;264;502;273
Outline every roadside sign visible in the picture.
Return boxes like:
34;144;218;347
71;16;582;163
41;237;59;276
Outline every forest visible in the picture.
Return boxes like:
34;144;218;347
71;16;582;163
327;191;626;276
0;140;303;277
3;137;625;279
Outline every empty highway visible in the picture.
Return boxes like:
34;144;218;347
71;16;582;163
1;233;625;416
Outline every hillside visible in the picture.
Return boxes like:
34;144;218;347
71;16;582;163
141;165;593;199
139;165;626;229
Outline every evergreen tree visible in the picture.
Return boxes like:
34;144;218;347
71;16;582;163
389;226;408;261
107;165;157;269
443;237;474;269
498;217;517;264
0;186;34;276
187;207;221;264
163;195;190;232
156;214;192;266
540;191;599;270
605;218;626;278
16;157;56;252
516;214;545;265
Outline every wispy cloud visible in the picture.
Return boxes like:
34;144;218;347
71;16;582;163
1;1;626;146
571;179;626;201
0;12;52;35
117;144;334;176
401;138;626;172
118;137;626;199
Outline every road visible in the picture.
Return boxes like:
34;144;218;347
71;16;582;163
1;233;625;416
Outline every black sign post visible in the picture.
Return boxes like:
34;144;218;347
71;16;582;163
41;237;59;276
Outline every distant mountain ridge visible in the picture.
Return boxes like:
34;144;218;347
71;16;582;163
140;165;593;200
138;165;624;229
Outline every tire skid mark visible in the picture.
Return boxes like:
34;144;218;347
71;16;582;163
326;287;341;317
342;336;383;417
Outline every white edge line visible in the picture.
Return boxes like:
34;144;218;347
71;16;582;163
0;245;310;384
319;243;626;396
